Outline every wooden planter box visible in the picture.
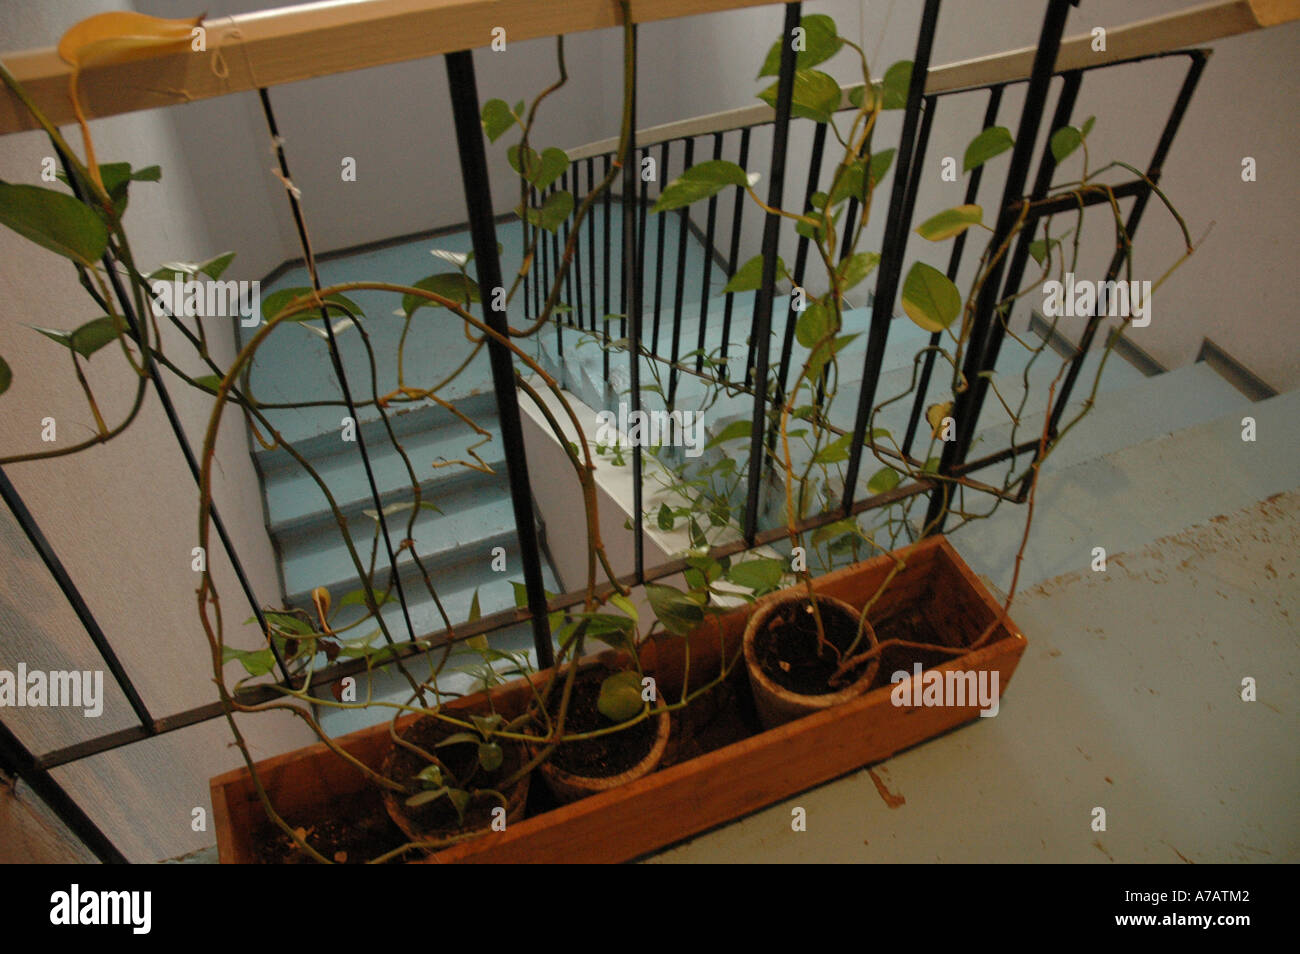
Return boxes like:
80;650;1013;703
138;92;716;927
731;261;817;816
211;535;1026;863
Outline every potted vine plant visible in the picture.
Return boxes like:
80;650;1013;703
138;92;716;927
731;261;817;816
616;11;1197;734
0;5;1196;863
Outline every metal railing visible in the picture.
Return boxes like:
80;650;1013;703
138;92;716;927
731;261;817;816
1;0;1289;862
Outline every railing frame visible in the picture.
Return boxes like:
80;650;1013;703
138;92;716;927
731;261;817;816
0;0;1270;861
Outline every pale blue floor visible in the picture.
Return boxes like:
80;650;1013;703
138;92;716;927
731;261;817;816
651;389;1300;863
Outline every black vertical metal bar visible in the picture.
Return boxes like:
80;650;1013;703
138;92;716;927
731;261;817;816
695;132;724;373
835;126;873;272
652;142;670;354
618;169;628;343
603;153;613;385
770;120;828;454
445;51;553;667
743;2;802;543
899;96;938;257
552;185;564;328
822;95;933;411
668;136;695;405
562;170;576;328
922;0;1075;532
551;182;564;356
963;71;1081;459
902;86;1002;459
542;184;552;319
570;168;585;331
586;157;597;333
0;467;154;729
0;719;127;863
621;22;645;583
260;88;424;670
638;146;650;332
56;149;290;685
523;206;531;324
531;185;542;321
720;127;751;380
841;0;942;513
1042;52;1208;449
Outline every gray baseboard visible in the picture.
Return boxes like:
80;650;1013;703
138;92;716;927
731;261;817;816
1196;337;1278;402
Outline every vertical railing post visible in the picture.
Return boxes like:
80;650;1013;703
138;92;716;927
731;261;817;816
769;120;828;457
620;18;646;582
840;0;941;514
695;132;724;373
0;720;127;863
902;86;1003;459
53;146;291;684
1038;51;1209;460
923;0;1076;534
668;136;695;406
720;128;751;380
445;50;553;667
742;1;802;543
0;467;154;731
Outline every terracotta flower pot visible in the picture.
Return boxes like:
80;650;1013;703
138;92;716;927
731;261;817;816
381;715;530;846
742;591;879;730
535;665;672;804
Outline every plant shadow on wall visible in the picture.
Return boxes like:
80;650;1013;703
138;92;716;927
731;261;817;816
0;7;1196;862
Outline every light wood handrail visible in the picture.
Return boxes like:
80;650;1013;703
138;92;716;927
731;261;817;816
0;0;1295;139
568;0;1300;158
0;0;776;135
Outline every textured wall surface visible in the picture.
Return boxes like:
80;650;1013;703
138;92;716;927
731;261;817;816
0;0;317;862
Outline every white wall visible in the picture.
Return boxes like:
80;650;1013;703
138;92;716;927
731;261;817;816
129;0;1299;392
631;0;1300;390
131;0;623;268
0;0;317;862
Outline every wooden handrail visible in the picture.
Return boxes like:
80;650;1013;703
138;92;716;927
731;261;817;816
1;0;1295;139
0;0;777;135
568;0;1300;158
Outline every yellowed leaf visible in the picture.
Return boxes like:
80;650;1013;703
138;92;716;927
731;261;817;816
56;12;203;194
58;12;203;69
926;401;953;438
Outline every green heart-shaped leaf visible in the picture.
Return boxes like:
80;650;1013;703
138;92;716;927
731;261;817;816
867;466;901;494
481;98;516;142
596;670;644;723
915;204;982;242
652;160;750;213
757;14;843;77
758;68;841;124
477;741;503;772
403;273;480;315
0;182;108;266
963;126;1014;172
901;262;961;332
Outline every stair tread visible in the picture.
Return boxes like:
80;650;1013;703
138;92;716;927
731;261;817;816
263;413;506;532
280;492;518;600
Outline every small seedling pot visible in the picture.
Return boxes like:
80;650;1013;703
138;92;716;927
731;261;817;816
742;591;879;730
381;715;530;845
535;664;672;804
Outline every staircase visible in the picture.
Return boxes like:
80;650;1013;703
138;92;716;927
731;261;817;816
245;195;1277;736
244;202;723;736
529;236;1272;573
